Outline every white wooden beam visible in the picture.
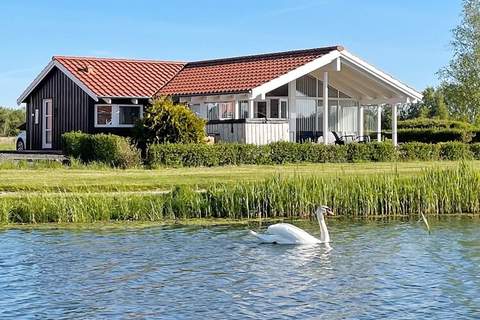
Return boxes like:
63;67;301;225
323;71;329;145
392;103;398;146
288;80;297;142
340;50;423;101
377;105;382;142
358;103;364;141
251;50;341;98
249;100;254;119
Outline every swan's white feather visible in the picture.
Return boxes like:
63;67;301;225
249;207;332;245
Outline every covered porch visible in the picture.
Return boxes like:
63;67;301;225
179;50;422;145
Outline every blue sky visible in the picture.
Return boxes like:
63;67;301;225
0;0;462;108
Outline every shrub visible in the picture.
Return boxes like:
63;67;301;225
398;143;440;161
391;128;473;143
62;131;89;159
398;118;476;130
62;132;141;168
133;96;206;151
438;142;473;160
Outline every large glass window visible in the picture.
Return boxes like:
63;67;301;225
95;104;142;127
96;105;112;126
296;75;317;97
207;103;219;120
239;100;249;119
219;102;234;119
191;104;208;120
255;101;267;118
269;99;288;119
119;106;141;125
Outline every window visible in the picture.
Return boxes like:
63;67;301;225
96;105;112;126
280;100;288;118
119;106;140;125
255;101;267;118
239;100;249;119
95;104;142;127
207;103;219;120
206;102;235;120
270;99;279;118
191;104;208;120
219;102;234;119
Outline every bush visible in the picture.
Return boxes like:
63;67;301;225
62;132;141;168
398;143;440;161
386;128;474;143
147;141;480;167
133;97;206;152
147;142;398;167
398;118;476;130
439;142;473;160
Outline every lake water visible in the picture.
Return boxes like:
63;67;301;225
0;219;479;319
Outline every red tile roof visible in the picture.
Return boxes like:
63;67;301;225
54;56;185;98
51;46;343;99
157;46;343;96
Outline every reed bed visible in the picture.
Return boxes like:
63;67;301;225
0;164;479;224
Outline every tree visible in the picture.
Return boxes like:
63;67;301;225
420;87;449;119
133;96;206;150
439;0;480;123
0;106;25;136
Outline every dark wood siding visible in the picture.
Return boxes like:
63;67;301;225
26;67;94;150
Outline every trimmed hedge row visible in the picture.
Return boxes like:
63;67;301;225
147;141;480;167
62;132;141;168
380;129;475;143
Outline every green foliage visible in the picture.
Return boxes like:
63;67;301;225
62;132;141;168
439;0;480;123
147;142;398;167
147;141;480;167
133;97;206;150
0;106;25;136
1;164;479;223
396;128;473;143
398;118;476;130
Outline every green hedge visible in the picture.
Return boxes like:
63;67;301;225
382;129;474;143
398;118;476;130
147;141;480;167
62;132;141;168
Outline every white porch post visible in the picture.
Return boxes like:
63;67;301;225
377;105;382;142
392;103;398;146
323;71;329;145
357;103;364;141
234;100;240;119
288;80;297;142
248;100;254;119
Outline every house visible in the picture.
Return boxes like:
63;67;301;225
17;46;422;150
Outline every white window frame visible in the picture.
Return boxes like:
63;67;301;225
42;99;53;149
204;101;235;121
266;97;289;120
94;104;143;128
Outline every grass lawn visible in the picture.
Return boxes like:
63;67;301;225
0;137;15;151
0;161;477;193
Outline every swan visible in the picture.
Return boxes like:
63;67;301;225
249;206;334;245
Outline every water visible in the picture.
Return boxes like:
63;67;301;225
1;219;480;319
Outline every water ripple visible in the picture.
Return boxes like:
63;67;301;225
0;220;479;319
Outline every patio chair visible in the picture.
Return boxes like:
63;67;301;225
332;132;371;145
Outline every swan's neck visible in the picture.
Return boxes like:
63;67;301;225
317;212;330;243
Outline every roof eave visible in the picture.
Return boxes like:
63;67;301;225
17;59;99;105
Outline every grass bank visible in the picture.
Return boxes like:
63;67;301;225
0;137;14;151
0;161;478;192
1;164;479;224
